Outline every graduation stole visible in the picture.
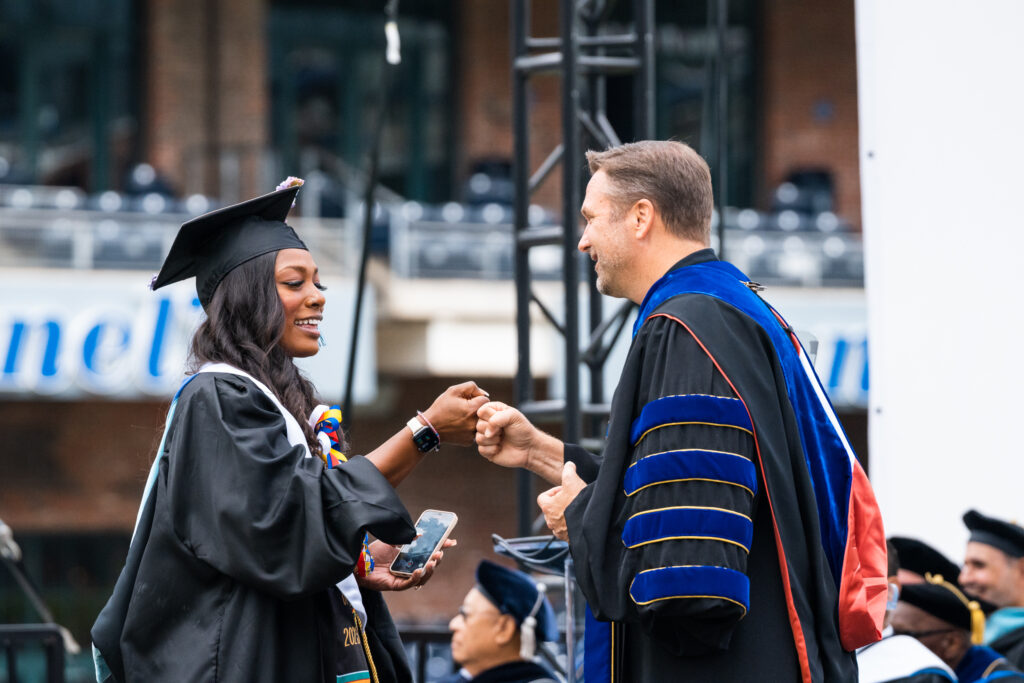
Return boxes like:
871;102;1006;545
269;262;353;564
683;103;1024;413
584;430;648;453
311;405;373;578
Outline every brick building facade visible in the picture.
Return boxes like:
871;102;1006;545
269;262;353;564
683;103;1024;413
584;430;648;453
760;0;861;227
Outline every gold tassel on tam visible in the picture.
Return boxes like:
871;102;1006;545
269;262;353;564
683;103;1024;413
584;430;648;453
925;573;986;645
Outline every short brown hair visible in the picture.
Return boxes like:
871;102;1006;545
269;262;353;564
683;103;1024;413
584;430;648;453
585;140;713;244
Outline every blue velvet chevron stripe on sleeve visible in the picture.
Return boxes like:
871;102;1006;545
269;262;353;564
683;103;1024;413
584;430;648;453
630;394;753;445
623;449;758;497
622;506;754;552
629;565;750;612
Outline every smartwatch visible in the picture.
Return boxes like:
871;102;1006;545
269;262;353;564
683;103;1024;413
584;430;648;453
406;415;440;453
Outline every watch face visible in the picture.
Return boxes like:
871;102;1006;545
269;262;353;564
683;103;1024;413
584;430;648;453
413;427;440;452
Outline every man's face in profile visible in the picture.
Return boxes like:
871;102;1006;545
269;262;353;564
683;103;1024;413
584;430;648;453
579;170;636;299
448;588;509;673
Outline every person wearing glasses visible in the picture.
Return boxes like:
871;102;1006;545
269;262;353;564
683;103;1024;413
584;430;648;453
892;574;1024;682
441;560;558;683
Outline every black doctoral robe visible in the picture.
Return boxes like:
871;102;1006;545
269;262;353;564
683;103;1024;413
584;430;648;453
91;372;417;682
563;249;864;682
990;626;1024;672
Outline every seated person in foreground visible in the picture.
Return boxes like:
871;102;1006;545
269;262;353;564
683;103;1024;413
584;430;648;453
894;573;1024;682
440;560;559;683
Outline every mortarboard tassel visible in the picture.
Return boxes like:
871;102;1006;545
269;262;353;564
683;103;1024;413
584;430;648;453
519;583;547;660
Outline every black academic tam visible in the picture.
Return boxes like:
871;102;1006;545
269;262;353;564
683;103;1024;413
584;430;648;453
151;184;307;309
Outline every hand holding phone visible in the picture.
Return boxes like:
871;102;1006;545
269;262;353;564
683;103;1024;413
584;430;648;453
389;509;458;577
355;538;455;592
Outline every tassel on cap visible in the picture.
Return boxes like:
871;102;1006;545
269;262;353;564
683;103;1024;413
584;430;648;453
519;583;546;660
925;573;986;645
968;599;985;645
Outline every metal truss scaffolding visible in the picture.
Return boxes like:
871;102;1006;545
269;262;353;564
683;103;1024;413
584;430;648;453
511;0;655;535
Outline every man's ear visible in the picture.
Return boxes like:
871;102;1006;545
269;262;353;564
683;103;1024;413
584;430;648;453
1014;556;1024;584
633;198;655;238
493;614;519;646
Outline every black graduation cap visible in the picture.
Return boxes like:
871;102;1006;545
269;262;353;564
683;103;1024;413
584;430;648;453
900;574;986;644
151;183;306;309
889;536;962;583
475;560;558;644
963;510;1024;559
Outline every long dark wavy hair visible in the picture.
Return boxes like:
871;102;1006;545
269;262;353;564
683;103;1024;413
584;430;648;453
188;251;322;454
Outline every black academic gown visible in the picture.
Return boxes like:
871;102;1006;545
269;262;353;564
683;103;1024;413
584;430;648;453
563;250;858;682
91;372;417;683
436;660;557;683
990;626;1024;672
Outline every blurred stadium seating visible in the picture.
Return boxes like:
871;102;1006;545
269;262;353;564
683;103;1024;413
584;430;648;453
0;182;863;287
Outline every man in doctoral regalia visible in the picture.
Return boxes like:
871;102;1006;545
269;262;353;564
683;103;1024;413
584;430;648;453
475;140;888;681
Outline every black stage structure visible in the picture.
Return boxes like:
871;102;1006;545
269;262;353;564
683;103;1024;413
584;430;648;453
511;0;655;537
510;0;731;537
507;3;732;679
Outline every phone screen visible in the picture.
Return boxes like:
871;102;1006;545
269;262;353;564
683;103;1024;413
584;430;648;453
390;509;457;575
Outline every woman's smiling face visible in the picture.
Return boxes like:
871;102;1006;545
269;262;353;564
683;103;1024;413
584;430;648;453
275;248;326;358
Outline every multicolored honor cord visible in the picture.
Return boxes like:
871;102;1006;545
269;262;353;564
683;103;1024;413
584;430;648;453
314;406;346;468
312;405;374;578
355;535;375;578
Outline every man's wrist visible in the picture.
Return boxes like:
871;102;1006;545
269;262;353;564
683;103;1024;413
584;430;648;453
527;430;566;484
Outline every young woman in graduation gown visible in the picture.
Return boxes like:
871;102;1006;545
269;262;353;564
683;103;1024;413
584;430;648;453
91;181;488;683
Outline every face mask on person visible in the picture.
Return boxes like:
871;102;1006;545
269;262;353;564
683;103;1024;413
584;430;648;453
886;582;900;612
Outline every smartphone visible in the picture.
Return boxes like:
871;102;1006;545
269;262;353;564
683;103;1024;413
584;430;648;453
389;509;458;577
